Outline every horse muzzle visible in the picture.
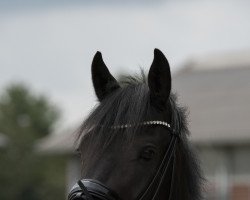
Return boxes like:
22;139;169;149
68;179;121;200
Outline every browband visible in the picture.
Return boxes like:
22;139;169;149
111;120;171;129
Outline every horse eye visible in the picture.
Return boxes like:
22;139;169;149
139;147;156;161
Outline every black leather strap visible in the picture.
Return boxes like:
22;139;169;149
68;179;121;200
78;180;94;200
137;131;178;200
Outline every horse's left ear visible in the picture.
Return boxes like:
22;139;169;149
148;49;171;109
91;51;120;101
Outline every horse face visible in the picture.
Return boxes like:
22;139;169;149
79;122;172;200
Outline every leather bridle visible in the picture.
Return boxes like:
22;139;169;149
137;128;179;200
68;121;180;200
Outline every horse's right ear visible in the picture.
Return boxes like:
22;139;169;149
91;52;120;101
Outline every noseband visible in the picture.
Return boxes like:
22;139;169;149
68;121;180;200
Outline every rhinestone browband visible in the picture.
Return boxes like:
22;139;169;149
111;121;171;129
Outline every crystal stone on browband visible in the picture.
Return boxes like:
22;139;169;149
111;121;171;129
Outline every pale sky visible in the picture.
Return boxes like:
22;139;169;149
1;0;250;130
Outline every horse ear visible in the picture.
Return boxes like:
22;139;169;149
148;49;171;109
91;51;120;101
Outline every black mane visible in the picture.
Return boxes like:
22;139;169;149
77;72;203;200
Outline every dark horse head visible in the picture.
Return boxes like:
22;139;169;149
69;49;202;200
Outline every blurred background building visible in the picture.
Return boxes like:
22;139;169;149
1;0;250;199
175;51;250;200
